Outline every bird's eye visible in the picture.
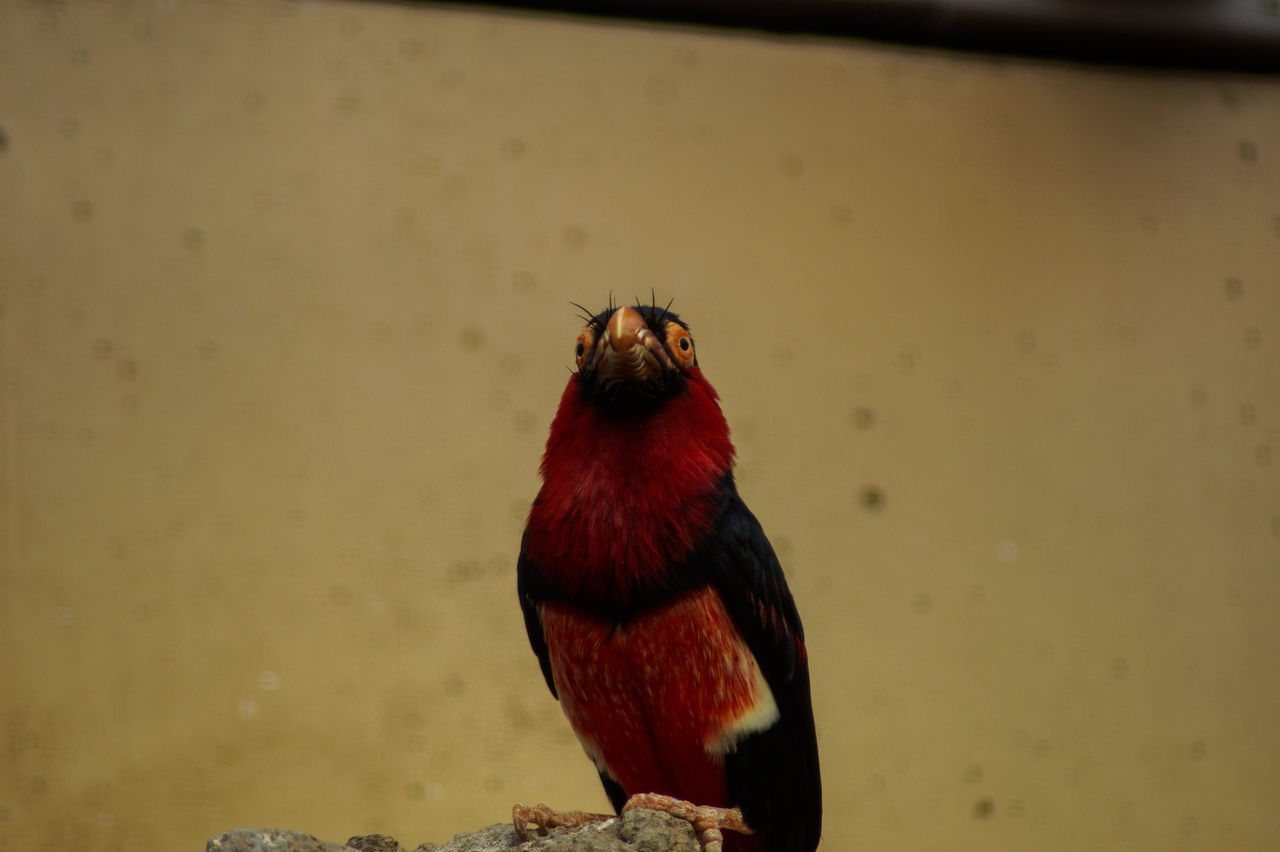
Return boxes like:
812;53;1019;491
574;330;594;370
666;326;695;369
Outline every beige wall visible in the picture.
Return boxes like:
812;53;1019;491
2;2;1278;850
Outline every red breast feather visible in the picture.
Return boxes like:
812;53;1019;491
522;366;735;610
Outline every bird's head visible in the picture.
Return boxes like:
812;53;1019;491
572;299;698;412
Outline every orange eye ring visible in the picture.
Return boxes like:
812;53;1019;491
574;330;594;370
666;327;695;369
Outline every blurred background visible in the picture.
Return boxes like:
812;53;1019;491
1;1;1278;850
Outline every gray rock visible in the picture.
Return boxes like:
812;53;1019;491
206;828;359;852
208;809;699;852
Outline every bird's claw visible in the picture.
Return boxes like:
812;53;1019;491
512;803;610;840
622;793;754;852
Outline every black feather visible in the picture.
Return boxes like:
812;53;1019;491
517;527;558;699
701;478;822;852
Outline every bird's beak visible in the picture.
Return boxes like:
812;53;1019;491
595;305;675;384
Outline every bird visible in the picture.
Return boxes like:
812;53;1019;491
515;298;821;852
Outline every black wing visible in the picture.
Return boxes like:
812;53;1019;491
698;477;822;852
517;527;558;699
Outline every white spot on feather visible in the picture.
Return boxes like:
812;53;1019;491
704;660;779;755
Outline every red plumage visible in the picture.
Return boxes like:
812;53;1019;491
518;302;820;852
522;368;733;607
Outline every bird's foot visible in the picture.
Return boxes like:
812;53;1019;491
622;792;754;852
512;803;612;840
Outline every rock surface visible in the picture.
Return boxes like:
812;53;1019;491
206;809;700;852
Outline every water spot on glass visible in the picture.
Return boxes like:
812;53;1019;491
437;67;466;90
55;606;74;627
1216;84;1242;109
829;204;854;226
335;92;362;114
29;777;48;795
400;39;429;60
973;798;994;819
238;697;258;719
339;18;363;39
70;48;90;67
1243;327;1261;350
1238;139;1258;163
771;346;793;368
58;118;80;139
1256;445;1271;467
850;406;875;430
674;46;699;68
1239;403;1256;426
460;326;485;351
1016;331;1036;355
449;559;483;583
823;63;849;85
182;227;205;250
964;765;984;784
72;200;94;221
75;427;94;448
896;345;920;374
1036;641;1056;664
363;593;386;616
404;781;425;801
860;485;885;511
117;360;137;381
500;137;526;158
562;226;588;250
197;338;219;360
258;671;280;692
997;540;1018;562
1110;657;1129;679
499;353;523;374
643;74;677;105
779;156;804;179
910;592;932;614
511;270;536;293
1007;799;1026;818
1188;385;1207;410
0;126;8;153
1224;277;1243;300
